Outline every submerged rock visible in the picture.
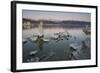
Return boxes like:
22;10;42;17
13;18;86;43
26;57;40;62
69;43;82;60
70;43;82;52
29;50;38;56
22;39;27;45
41;52;55;61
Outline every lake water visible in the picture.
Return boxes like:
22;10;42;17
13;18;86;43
22;28;91;63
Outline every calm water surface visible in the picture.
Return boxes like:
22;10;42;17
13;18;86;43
22;28;90;63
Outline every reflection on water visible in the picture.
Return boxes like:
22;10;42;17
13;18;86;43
22;27;91;63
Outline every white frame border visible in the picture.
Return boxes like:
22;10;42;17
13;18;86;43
16;3;96;70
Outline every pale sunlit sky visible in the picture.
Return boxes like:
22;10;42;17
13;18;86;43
22;10;91;22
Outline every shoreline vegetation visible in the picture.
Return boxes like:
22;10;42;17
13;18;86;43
22;18;90;29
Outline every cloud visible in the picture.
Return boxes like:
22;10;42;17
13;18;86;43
22;10;91;22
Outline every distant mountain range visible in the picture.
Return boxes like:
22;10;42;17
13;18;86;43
23;18;91;28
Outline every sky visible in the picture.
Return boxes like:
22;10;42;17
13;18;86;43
22;10;91;22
